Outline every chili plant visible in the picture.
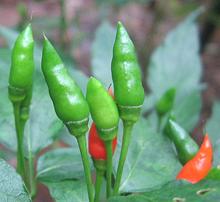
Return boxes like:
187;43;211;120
0;9;220;202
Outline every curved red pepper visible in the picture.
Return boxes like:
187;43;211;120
89;123;117;160
176;134;213;184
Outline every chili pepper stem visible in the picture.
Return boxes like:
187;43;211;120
105;140;113;198
113;121;134;195
94;169;104;202
20;118;36;198
76;135;94;202
13;102;26;182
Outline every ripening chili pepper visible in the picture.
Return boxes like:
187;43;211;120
111;22;145;123
111;22;144;195
8;24;34;103
156;87;176;117
41;37;94;202
89;123;117;160
165;119;199;165
176;134;213;184
86;77;119;141
41;37;89;136
89;122;117;202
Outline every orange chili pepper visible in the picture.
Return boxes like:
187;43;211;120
176;134;213;184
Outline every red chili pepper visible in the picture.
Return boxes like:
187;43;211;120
176;134;213;184
89;123;117;160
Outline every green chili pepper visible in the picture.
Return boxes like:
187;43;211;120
111;21;144;123
112;22;144;196
86;77;119;198
86;77;119;141
165;119;199;165
156;88;176;117
8;24;34;103
41;37;89;136
41;37;94;202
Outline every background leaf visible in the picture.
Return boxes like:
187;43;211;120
37;147;87;182
113;117;181;193
108;179;220;202
147;10;203;131
91;21;116;87
206;101;220;167
0;159;31;201
44;179;88;202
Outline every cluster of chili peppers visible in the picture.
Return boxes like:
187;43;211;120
8;22;213;202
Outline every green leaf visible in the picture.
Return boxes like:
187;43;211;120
44;179;88;202
147;10;203;131
37;147;86;182
173;91;202;131
108;180;220;202
113;117;181;193
206;168;220;181
91;21;116;87
206;101;220;167
0;159;31;201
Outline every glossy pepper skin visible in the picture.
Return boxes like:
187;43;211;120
111;22;144;122
8;24;34;103
176;134;213;184
41;37;89;136
86;77;119;141
156;88;176;116
165;119;199;165
89;123;117;160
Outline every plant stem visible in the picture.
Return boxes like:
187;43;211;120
105;140;113;198
113;121;134;195
94;169;104;202
13;103;26;181
77;135;94;202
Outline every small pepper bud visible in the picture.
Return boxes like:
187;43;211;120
8;24;34;103
156;87;176;117
86;77;119;141
111;22;145;123
41;37;89;136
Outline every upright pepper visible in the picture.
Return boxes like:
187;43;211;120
8;24;34;186
86;77;119;141
86;77;119;198
176;134;213;184
41;37;93;202
111;22;144;195
111;21;145;123
165;119;199;165
9;24;34;103
41;36;89;136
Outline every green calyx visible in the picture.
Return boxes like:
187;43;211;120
165;119;199;165
156;88;176;116
41;37;89;136
8;24;34;103
92;159;106;172
86;77;119;141
111;22;144;123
